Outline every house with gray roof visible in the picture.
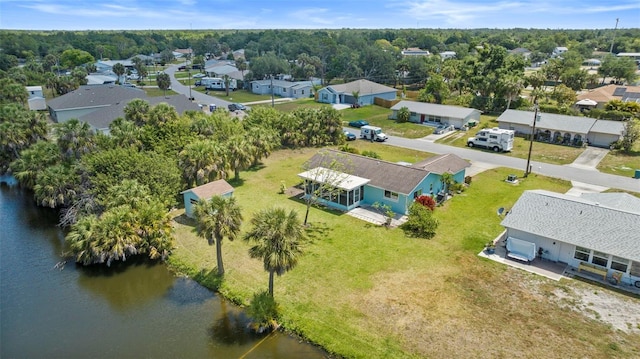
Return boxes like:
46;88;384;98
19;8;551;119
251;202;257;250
501;190;640;286
78;94;201;134
496;109;624;148
47;85;149;123
390;100;481;129
299;149;469;215
250;79;313;99
317;79;396;106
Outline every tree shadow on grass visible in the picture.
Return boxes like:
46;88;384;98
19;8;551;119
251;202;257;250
173;213;196;226
193;268;224;291
304;221;332;244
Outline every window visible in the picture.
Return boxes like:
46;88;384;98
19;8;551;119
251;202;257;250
189;198;199;205
611;256;629;272
574;246;589;261
413;189;422;198
384;190;398;201
591;250;608;267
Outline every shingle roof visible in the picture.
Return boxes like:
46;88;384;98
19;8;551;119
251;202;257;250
576;84;640;103
324;79;396;96
182;179;234;199
589;119;625;135
305;149;430;195
497;109;596;134
79;94;201;130
412;153;470;174
500;190;640;261
391;100;480;119
47;85;148;111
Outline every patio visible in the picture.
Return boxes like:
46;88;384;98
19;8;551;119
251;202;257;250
479;234;640;296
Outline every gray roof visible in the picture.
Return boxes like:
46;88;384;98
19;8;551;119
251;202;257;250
589;119;625;135
497;109;596;134
323;79;396;96
412;153;470;174
47;85;148;111
501;190;640;261
580;193;640;214
306;149;430;195
391;100;480;119
252;79;312;89
80;94;201;130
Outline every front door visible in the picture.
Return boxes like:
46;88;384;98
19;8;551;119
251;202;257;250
420;114;425;123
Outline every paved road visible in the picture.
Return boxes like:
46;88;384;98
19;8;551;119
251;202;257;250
164;63;233;110
163;74;639;194
383;135;639;193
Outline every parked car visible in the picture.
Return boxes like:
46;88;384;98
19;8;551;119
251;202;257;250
348;119;369;128
343;130;356;141
194;80;202;86
434;124;454;134
178;65;187;71
192;73;205;78
228;103;246;112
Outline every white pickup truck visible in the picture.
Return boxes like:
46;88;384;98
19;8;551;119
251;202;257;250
467;128;514;152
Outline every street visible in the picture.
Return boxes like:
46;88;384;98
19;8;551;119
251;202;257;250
164;65;639;193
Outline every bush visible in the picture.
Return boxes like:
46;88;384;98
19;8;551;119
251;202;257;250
415;195;436;211
246;291;280;333
361;150;380;159
400;202;439;239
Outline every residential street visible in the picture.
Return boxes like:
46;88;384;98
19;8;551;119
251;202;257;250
384;135;640;193
164;71;639;193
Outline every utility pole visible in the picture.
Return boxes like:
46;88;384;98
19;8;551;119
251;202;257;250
609;18;619;54
524;102;540;178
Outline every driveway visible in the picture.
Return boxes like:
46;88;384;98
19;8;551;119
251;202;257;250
566;146;609;170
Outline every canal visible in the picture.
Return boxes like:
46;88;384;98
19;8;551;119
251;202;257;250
0;178;326;358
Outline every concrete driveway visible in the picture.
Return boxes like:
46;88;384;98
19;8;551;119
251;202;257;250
567;146;609;170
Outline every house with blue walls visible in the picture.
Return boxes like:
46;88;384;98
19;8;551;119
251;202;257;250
316;79;396;106
299;150;469;216
181;179;234;218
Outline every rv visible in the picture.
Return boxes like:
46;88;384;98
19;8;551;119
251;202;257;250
467;127;514;152
201;77;237;91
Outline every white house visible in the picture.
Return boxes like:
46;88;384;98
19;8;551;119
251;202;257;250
181;179;234;218
439;51;456;59
496;109;625;148
401;48;430;56
250;79;313;99
501;190;640;287
26;85;46;110
552;46;568;57
390;100;481;129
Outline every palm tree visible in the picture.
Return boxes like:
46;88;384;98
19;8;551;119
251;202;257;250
178;140;229;186
243;207;305;297
33;164;78;208
226;135;252;181
123;99;150;126
194;196;243;276
156;72;171;98
501;75;524;110
10;141;60;189
112;63;125;84
55;119;96;160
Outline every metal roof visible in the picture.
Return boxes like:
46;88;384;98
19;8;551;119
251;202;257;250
501;190;640;261
298;167;370;191
391;100;480;119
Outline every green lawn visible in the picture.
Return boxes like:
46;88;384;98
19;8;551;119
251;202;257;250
168;145;640;359
597;142;640;177
437;115;584;165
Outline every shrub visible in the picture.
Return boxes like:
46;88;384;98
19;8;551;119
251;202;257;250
247;291;280;333
400;202;439;239
415;195;436;211
361;150;380;159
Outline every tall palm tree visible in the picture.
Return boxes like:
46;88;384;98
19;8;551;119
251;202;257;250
123;99;150;127
194;196;243;276
178;140;229;186
226;135;252;181
243;207;305;297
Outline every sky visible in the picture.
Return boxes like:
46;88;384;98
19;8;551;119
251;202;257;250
0;0;638;30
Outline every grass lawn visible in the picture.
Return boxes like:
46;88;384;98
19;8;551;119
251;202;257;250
143;88;178;97
191;89;272;103
437;115;584;165
168;145;640;359
597;141;640;177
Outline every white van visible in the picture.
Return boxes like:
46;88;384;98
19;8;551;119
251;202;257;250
360;125;387;142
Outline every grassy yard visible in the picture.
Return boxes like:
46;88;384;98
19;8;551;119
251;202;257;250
168;145;640;359
597;142;640;177
437;115;584;165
